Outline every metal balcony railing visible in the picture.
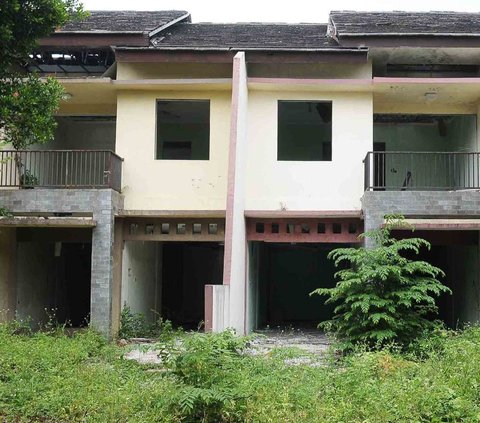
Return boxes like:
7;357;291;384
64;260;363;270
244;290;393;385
0;150;123;192
364;151;480;191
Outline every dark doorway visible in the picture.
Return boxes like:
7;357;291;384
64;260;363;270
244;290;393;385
15;228;92;328
161;242;224;329
59;243;92;327
393;230;480;329
256;243;347;329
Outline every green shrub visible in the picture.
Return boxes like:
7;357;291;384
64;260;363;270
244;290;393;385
118;304;177;340
312;215;451;351
163;330;252;421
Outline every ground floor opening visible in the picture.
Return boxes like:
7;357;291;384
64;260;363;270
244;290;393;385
393;229;480;328
248;242;351;330
121;241;224;330
1;227;93;328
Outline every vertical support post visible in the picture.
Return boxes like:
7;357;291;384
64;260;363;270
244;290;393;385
0;228;17;321
221;51;249;334
90;191;116;337
111;218;124;336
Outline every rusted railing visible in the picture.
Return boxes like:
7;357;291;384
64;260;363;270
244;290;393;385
0;150;123;192
364;151;480;191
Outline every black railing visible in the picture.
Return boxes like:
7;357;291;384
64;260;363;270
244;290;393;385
0;150;123;192
364;151;480;191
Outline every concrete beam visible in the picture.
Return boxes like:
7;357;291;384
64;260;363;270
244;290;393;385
0;217;96;227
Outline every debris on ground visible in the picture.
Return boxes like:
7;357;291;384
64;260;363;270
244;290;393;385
252;328;331;355
120;328;331;367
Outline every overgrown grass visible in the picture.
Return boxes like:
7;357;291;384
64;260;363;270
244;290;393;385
1;322;480;422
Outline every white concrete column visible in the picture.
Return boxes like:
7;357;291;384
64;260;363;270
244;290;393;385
221;51;249;334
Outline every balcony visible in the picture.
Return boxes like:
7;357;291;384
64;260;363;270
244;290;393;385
364;151;480;191
0;150;123;192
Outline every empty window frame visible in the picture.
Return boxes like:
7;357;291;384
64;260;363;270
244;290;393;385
156;100;210;160
277;100;332;161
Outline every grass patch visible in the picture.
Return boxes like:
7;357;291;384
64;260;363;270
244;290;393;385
1;323;480;422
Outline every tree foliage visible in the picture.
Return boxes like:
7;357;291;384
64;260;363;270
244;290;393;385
0;0;86;149
0;0;86;74
311;215;451;350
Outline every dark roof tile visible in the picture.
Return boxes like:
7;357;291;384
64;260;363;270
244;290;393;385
151;23;339;50
330;11;480;36
59;10;190;33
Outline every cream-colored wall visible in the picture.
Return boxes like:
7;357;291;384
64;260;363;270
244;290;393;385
116;90;231;211
245;91;373;211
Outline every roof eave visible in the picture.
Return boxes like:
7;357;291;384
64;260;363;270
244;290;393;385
114;46;368;53
148;12;191;38
339;32;480;37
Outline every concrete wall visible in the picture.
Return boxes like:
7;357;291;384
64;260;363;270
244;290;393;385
116;90;230;211
121;241;161;321
0;189;123;335
362;191;480;250
40;117;116;151
374;115;478;188
248;61;372;79
363;191;480;232
245;91;373;211
374;115;477;153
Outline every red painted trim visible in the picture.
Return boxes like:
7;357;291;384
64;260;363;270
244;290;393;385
392;230;478;246
374;77;480;85
222;52;244;285
244;242;248;334
204;285;214;332
246;218;363;244
244;210;362;218
249;77;373;86
390;222;480;231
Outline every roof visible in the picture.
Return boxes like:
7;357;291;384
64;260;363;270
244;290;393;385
59;10;190;34
150;23;342;51
330;11;480;37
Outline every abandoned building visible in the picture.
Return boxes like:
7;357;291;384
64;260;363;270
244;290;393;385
2;10;480;336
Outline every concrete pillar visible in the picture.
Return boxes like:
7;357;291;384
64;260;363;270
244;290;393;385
361;193;385;249
90;195;117;337
0;227;16;321
111;218;124;336
222;51;249;334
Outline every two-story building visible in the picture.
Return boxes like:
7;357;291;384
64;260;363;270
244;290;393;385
1;10;480;336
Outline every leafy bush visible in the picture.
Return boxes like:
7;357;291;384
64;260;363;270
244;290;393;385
118;305;176;340
19;168;39;187
162;330;252;421
312;215;451;351
0;207;13;217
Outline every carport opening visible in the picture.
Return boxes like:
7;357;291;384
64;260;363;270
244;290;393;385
162;242;224;329
250;242;349;330
122;241;224;331
16;228;92;327
392;230;480;328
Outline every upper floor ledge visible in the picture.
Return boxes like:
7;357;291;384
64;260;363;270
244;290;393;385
52;75;480;92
